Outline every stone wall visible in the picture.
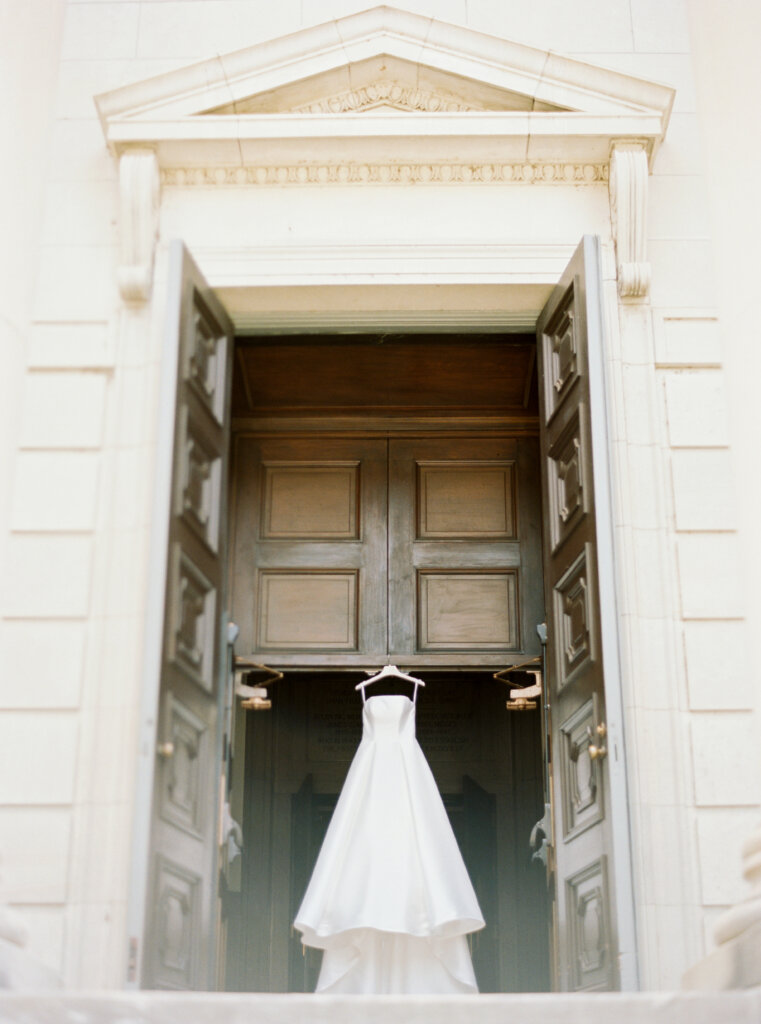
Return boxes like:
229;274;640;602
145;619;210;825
0;0;758;991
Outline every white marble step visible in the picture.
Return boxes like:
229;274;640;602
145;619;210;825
0;992;760;1024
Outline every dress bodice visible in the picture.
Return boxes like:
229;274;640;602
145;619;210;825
361;694;416;744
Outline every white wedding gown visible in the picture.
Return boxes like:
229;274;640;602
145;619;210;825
294;692;484;994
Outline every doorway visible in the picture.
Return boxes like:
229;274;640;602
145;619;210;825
225;671;549;993
223;334;551;992
138;236;634;994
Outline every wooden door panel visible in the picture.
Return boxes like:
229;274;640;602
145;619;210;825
139;243;234;990
231;437;387;662
537;237;632;991
417;461;516;539
257;571;358;650
417;571;519;650
260;463;359;539
389;437;543;664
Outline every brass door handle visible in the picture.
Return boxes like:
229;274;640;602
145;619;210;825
157;741;175;758
587;722;607;761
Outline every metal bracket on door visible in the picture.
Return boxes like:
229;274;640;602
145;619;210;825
494;658;542;711
234;657;283;711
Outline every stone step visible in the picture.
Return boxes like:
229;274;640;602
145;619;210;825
0;992;760;1024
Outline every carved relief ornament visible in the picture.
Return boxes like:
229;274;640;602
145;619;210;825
609;141;650;299
292;81;477;114
118;148;160;303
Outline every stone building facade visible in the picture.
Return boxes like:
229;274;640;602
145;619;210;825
0;0;760;1004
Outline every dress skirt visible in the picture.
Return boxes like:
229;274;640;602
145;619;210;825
294;693;484;994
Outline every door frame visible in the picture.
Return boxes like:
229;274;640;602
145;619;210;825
127;238;639;991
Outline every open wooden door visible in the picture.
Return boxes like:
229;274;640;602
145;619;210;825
127;242;233;989
536;237;637;990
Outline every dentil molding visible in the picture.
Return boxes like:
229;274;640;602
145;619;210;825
609;141;650;299
118;149;160;303
160;162;609;187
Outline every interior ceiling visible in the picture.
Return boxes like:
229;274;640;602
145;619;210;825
232;335;538;420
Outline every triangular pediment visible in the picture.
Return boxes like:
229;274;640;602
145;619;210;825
96;6;674;170
202;55;568;116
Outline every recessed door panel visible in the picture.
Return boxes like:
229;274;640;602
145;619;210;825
417;462;516;539
390;437;543;664
257;571;359;650
417;570;519;650
231;437;386;663
261;463;359;539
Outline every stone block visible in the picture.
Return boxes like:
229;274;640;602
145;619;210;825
136;1;301;59
629;708;684;806
10;907;65;980
683;621;752;711
3;990;761;1023
27;323;114;370
632;528;674;620
670;449;737;531
630;0;691;52
691;713;760;807
637;805;695;908
47;120;117;183
649;905;698;989
654;114;703;176
19;372;107;450
0;808;71;903
648;176;711;240
0;622;85;709
40;183;118;247
33;247;117;322
67;800;131;905
664;370;730;447
625;616;680;710
2;536;93;618
466;0;633;52
696;808;760;905
622;364;658;445
0;712;78;805
676;533;744;619
11;452;100;531
625;444;663;529
649;240;716;307
653;316;722;367
61;2;140;60
312;0;467;27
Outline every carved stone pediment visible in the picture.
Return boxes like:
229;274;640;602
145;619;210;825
95;6;675;303
203;55;568;116
96;6;674;166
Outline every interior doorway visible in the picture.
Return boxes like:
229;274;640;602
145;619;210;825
225;671;549;993
222;333;551;992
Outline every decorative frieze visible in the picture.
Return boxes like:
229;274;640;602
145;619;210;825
160;162;609;187
118;149;160;302
292;81;478;114
609;141;650;299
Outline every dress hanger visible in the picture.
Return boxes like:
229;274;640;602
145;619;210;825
355;664;426;704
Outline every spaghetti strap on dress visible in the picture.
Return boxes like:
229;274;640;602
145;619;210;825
294;692;484;994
